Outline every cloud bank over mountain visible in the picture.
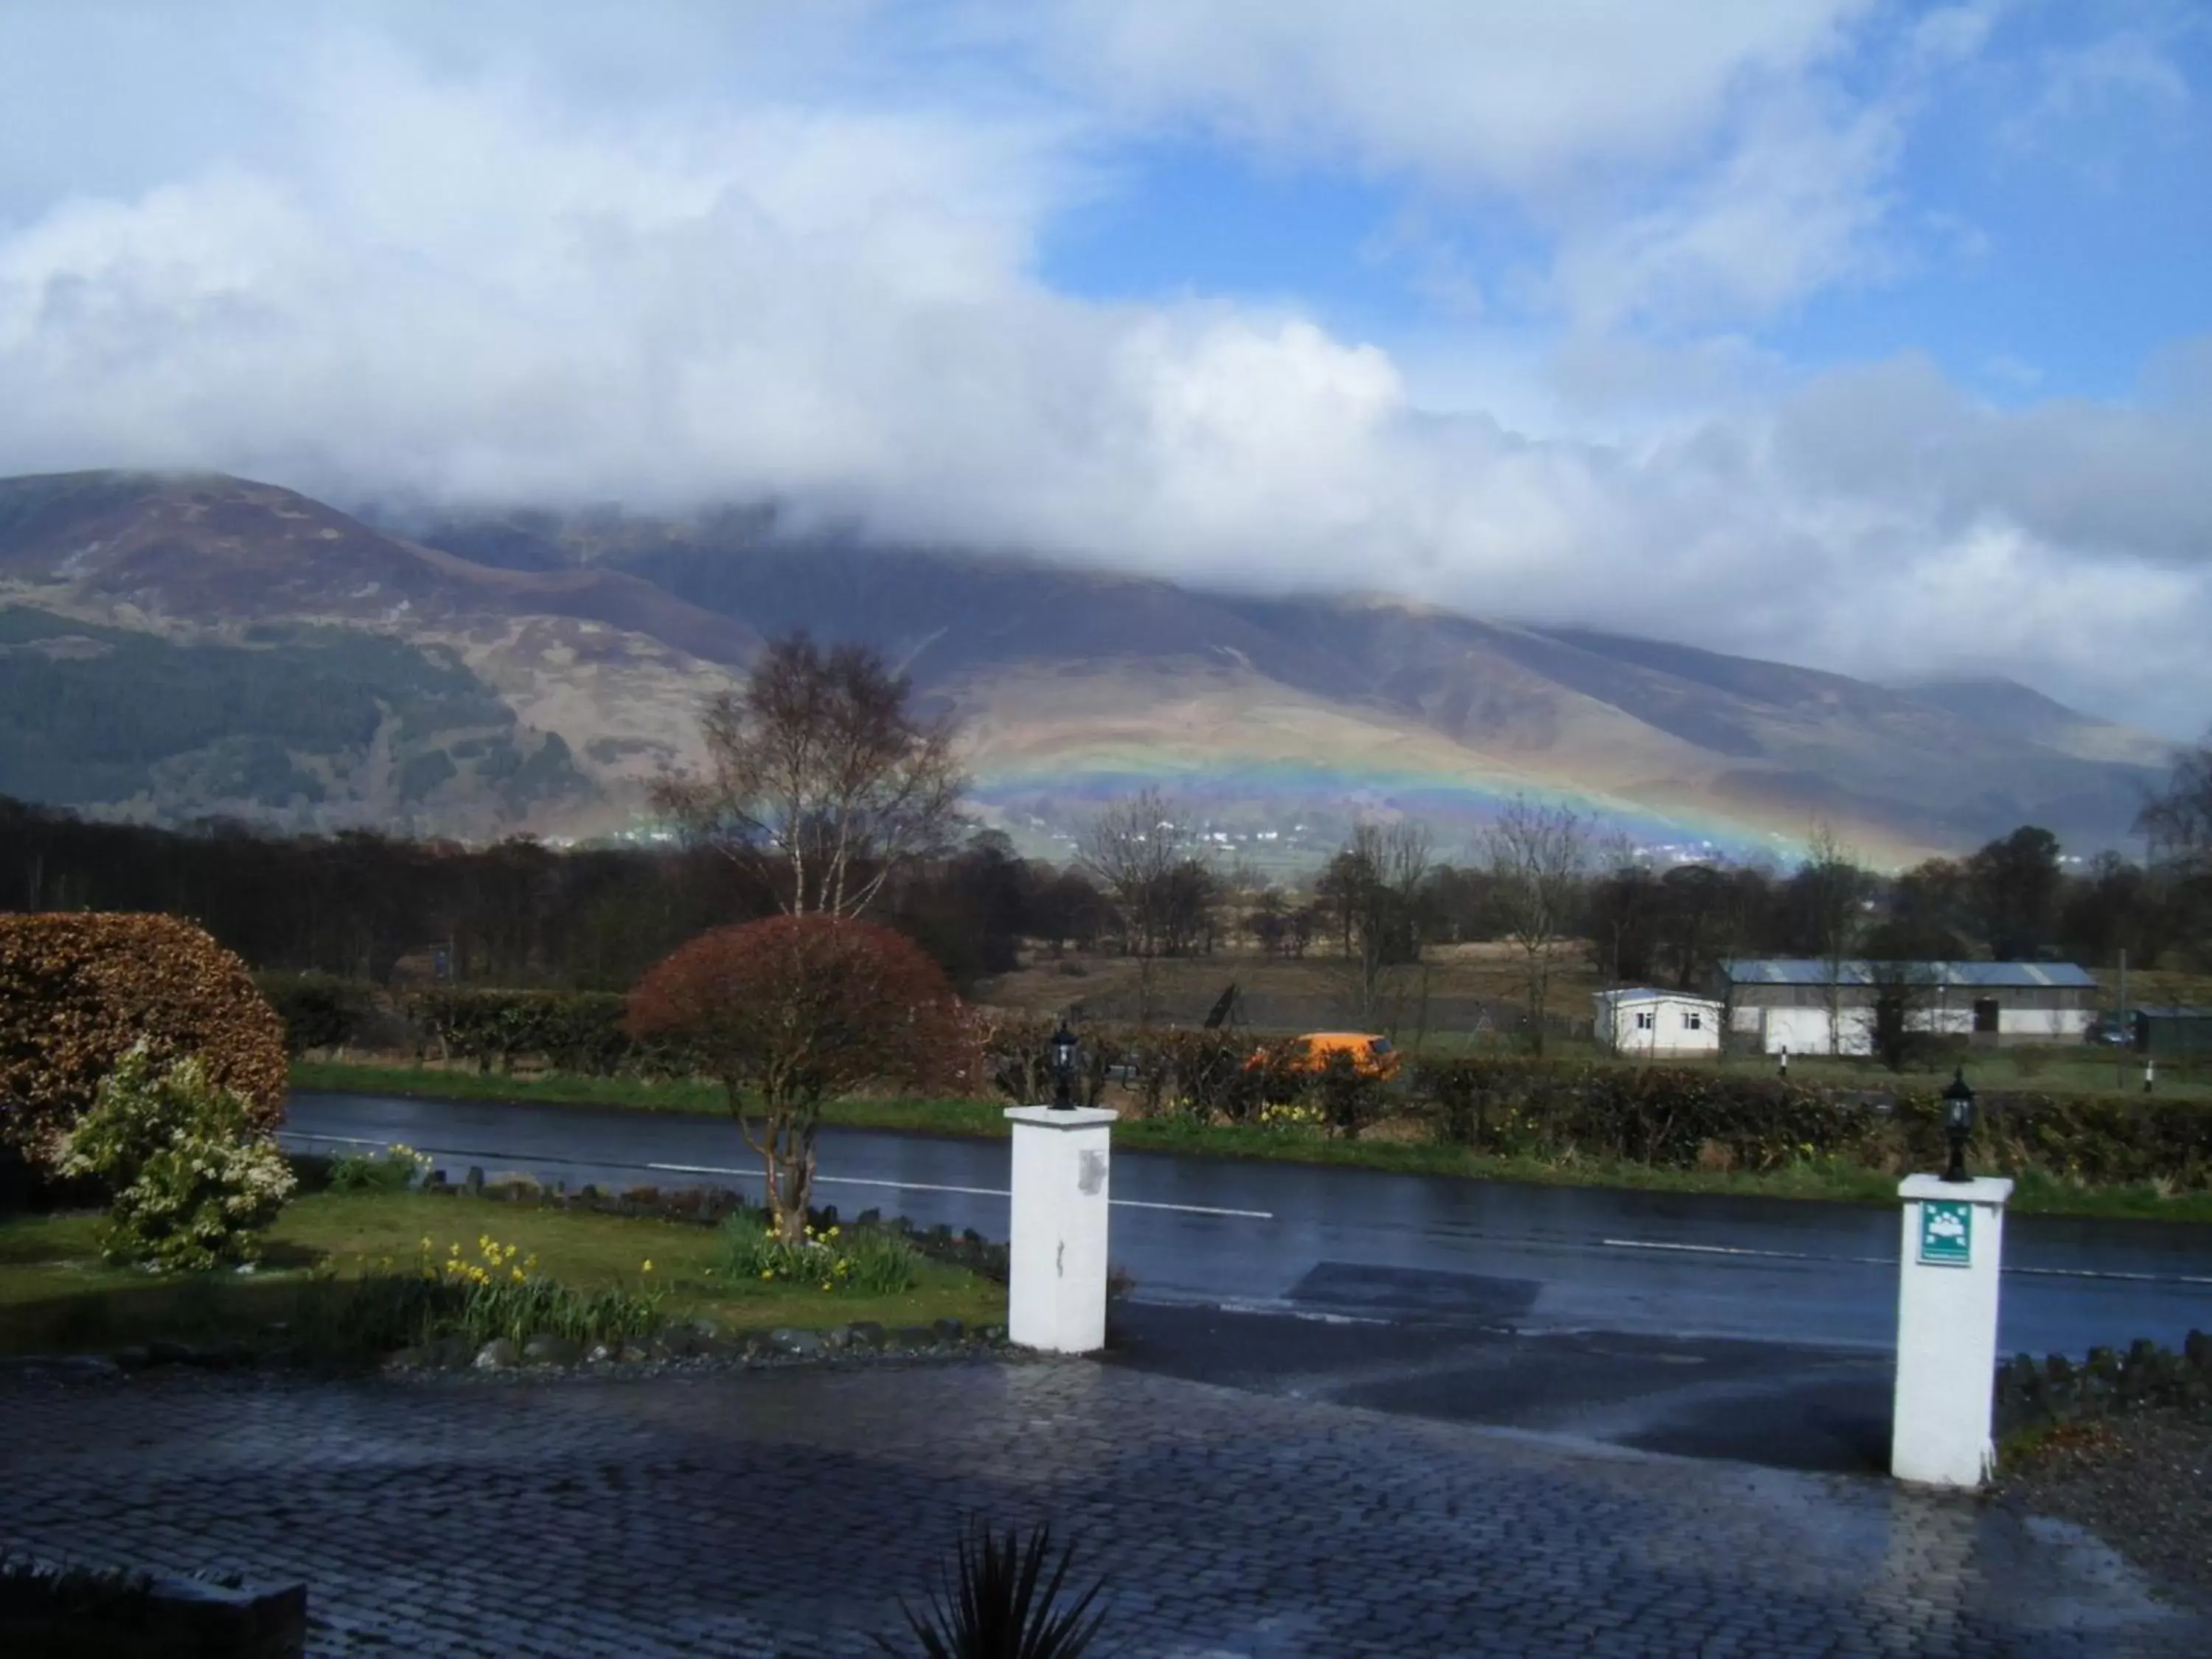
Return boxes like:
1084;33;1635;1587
0;1;2206;737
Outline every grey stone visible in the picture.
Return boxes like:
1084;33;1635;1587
521;1335;582;1366
464;1166;485;1194
111;1346;153;1371
888;1326;936;1350
846;1322;887;1350
473;1338;520;1370
584;1343;616;1365
147;1339;197;1367
931;1318;965;1343
769;1328;822;1357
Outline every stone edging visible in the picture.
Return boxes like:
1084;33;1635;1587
1995;1331;2212;1441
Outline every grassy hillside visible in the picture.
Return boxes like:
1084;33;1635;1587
0;607;592;827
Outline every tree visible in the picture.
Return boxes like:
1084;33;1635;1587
2136;737;2212;872
1966;826;2062;960
1858;936;1942;1073
1481;799;1589;1054
626;916;972;1242
1077;790;1205;1024
652;633;967;919
1790;821;1872;1056
1321;822;1432;1029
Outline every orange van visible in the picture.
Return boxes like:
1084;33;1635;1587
1251;1032;1401;1080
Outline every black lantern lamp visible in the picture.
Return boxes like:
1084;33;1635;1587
1049;1019;1079;1110
1941;1067;1977;1183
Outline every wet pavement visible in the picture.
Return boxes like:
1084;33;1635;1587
2;1360;2202;1657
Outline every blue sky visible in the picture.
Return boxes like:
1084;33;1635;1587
0;1;2206;732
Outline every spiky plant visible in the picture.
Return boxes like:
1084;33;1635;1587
883;1522;1109;1659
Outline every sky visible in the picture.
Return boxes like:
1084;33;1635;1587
0;1;2207;735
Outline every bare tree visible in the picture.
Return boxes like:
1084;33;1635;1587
652;633;966;919
1321;822;1433;1029
1078;790;1203;1025
1481;799;1590;1054
1800;820;1871;1057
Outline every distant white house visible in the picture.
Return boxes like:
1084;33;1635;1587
1593;988;1724;1057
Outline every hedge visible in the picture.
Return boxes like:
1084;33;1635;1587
0;913;287;1169
1409;1057;2212;1188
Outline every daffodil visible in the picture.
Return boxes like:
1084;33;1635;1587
641;1260;654;1273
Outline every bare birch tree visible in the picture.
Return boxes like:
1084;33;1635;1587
1481;799;1589;1054
652;633;967;919
1079;789;1201;1025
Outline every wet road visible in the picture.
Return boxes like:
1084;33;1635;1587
287;1090;2212;1357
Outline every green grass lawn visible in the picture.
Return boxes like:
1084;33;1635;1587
0;1188;1004;1357
289;1059;2212;1222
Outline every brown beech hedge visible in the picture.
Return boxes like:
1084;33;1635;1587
0;912;287;1169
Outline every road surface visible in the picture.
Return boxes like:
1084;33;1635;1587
286;1089;2212;1471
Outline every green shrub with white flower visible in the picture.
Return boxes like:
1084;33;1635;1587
58;1043;297;1272
327;1141;433;1193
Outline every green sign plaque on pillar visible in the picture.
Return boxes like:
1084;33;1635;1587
1917;1200;1973;1267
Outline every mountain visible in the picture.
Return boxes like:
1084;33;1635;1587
0;468;2177;864
1892;678;2175;768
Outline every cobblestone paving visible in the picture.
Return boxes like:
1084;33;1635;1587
1;1359;2200;1658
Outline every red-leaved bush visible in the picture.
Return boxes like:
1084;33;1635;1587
626;915;973;1239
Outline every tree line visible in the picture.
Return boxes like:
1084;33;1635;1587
4;627;2208;1026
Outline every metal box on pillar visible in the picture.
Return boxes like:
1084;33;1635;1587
1002;1105;1117;1354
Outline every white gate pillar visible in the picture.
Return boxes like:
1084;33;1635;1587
1891;1173;2014;1487
1003;1106;1117;1354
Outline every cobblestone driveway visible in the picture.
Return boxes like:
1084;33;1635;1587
1;1359;2199;1658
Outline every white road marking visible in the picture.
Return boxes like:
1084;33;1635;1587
285;1136;1270;1217
1601;1237;1893;1267
647;1161;1273;1220
1601;1236;2212;1287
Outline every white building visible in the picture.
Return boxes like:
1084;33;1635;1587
1719;960;2098;1056
1593;988;1725;1057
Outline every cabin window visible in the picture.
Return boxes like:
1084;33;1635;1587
1635;1010;1655;1031
1682;1010;1703;1031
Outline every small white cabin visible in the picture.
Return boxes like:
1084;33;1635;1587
1593;988;1724;1057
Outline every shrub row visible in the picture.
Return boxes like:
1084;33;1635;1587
1408;1056;2212;1188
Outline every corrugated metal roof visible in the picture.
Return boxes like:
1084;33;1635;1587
1596;987;1724;1007
1721;959;2098;989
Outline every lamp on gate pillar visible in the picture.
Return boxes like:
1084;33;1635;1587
1050;1019;1079;1110
1941;1068;1977;1183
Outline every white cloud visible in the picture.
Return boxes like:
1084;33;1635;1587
1018;0;1875;195
0;2;2207;743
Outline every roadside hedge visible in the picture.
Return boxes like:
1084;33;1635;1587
0;913;287;1169
1411;1057;2212;1188
403;988;695;1079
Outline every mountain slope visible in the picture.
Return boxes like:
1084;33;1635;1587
0;470;2176;861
